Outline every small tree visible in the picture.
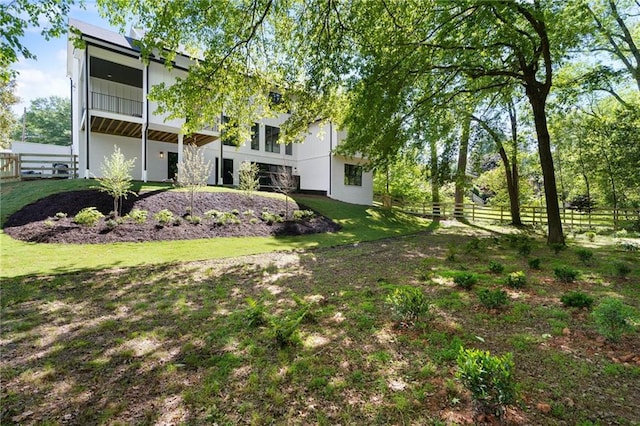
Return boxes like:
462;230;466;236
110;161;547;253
271;165;296;219
239;161;260;199
177;143;213;214
95;146;136;217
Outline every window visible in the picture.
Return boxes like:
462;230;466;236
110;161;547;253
268;91;282;106
250;123;259;150
285;143;292;156
221;115;237;146
265;125;280;153
344;164;363;186
256;163;292;187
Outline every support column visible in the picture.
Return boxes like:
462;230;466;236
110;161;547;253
84;47;91;179
178;133;184;170
141;62;149;182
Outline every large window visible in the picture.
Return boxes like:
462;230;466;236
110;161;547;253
250;123;259;150
285;143;292;156
265;125;280;153
344;164;363;186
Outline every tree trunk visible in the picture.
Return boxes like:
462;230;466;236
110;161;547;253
454;114;471;218
527;91;564;245
507;103;522;226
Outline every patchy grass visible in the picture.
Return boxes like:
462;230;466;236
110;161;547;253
2;224;639;424
0;180;433;278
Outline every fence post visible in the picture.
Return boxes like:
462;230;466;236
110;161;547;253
500;206;504;223
532;206;536;224
472;204;475;221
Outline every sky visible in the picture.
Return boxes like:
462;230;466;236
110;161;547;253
10;2;117;115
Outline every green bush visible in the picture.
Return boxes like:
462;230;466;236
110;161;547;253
269;310;307;348
453;272;478;290
506;271;526;288
550;243;566;255
488;261;504;274
554;265;579;283
613;262;631;277
560;291;594;309
186;215;202;225
456;347;516;419
292;209;315;221
518;241;532;256
528;258;541;270
585;231;596;242
261;211;283;225
245;297;267;327
478;288;509;309
127;208;148;224
54;212;67;220
592;298;638;342
385;287;430;325
154;209;175;225
74;207;105;226
575;248;594;265
105;218;118;230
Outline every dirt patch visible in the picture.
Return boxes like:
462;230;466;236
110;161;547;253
3;189;340;244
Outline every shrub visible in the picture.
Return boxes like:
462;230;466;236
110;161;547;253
104;218;118;229
54;212;67;220
127;208;148;224
269;310;307;348
249;218;259;225
154;209;175;225
186;215;202;225
528;258;541;270
560;291;594;309
74;207;104;226
243;209;255;217
446;245;458;262
506;271;526;288
575;248;594;265
585;231;596;242
245;297;267;327
292;209;315;221
488;261;504;274
456;347;516;419
550;243;565;255
554;265;579;283
478;288;509;309
231;209;240;216
617;241;639;252
613;261;631;277
173;217;182;226
44;219;55;227
592;298;638;342
204;209;222;220
261;211;283;224
518;241;532;256
453;272;478;290
385;287;430;325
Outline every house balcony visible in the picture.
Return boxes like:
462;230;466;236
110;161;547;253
91;91;142;117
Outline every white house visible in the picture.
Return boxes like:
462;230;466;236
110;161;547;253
66;19;373;205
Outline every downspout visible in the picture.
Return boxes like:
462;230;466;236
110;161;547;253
69;77;74;178
84;46;90;178
219;111;223;185
329;121;332;197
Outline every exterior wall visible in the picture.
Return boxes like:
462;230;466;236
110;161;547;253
9;142;72;156
147;61;186;129
89;133;143;179
295;121;331;193
330;155;373;205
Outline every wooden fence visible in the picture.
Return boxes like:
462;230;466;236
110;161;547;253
400;201;639;230
0;153;78;181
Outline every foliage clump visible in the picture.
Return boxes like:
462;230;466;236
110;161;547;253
575;248;594;265
292;209;315;221
385;287;430;326
452;272;478;290
126;208;148;224
74;207;104;226
478;288;509;310
154;209;175;226
592;298;638;342
95;146;136;217
554;265;579;283
613;261;631;277
456;348;516;420
488;261;504;274
560;291;594;309
528;258;541;270
506;271;526;288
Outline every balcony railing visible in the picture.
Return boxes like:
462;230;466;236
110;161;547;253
91;92;143;117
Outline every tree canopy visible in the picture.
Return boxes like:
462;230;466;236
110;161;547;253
11;96;71;146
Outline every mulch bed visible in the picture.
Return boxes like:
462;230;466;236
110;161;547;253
3;189;341;244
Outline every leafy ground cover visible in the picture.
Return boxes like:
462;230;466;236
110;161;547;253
2;216;639;424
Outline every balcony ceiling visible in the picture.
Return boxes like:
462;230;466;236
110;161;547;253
90;116;217;146
90;57;142;88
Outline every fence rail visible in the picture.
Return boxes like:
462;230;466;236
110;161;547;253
1;153;78;180
400;201;639;230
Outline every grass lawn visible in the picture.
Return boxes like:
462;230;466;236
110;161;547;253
1;180;639;424
0;180;431;278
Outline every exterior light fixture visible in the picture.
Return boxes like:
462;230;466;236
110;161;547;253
159;151;164;158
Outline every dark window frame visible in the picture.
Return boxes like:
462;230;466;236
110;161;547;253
344;164;363;186
250;123;259;150
265;125;280;153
